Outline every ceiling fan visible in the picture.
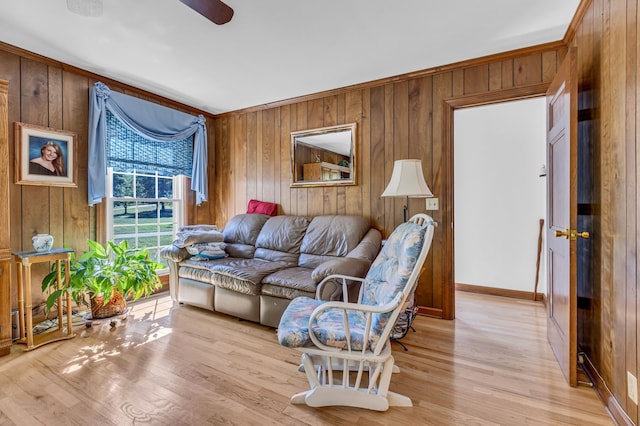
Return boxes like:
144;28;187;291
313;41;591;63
178;0;234;25
66;0;234;25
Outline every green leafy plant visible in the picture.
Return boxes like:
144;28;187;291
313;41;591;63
41;240;163;312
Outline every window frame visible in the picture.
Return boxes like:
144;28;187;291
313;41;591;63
104;167;187;274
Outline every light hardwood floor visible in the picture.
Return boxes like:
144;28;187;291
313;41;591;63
0;292;613;425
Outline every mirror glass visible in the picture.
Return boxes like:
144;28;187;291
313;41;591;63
290;123;356;187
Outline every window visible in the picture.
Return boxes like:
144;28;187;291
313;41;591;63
105;169;186;270
104;109;193;270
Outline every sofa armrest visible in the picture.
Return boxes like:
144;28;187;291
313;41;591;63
311;257;370;283
160;245;191;302
345;228;382;264
316;274;366;302
160;245;191;263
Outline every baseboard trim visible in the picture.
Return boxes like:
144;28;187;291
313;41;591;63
580;352;633;426
417;284;544;320
455;283;544;301
417;306;442;318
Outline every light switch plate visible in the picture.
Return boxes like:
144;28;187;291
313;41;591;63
425;198;439;211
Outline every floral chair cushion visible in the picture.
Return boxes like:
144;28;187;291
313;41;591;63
361;221;425;338
277;220;427;351
277;296;369;349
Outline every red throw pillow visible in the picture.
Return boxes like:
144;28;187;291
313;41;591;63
247;199;278;216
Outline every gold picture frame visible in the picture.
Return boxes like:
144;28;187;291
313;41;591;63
290;123;356;188
14;122;78;188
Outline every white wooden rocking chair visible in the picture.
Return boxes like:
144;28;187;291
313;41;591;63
277;214;436;411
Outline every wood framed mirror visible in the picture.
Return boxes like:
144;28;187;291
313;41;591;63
290;123;356;188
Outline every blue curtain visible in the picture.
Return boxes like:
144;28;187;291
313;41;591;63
88;82;208;206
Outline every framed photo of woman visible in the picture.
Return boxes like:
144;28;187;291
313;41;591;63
14;122;78;188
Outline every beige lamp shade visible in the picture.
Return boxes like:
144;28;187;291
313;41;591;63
381;159;433;198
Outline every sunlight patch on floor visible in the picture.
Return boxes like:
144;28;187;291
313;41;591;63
128;293;173;320
60;293;174;374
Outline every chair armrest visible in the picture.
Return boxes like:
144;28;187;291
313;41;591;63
160;245;191;263
307;293;404;353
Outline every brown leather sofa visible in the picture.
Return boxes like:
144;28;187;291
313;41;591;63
161;214;382;327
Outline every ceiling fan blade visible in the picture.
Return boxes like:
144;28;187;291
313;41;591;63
179;0;234;25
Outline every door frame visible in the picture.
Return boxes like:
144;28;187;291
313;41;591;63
441;83;552;319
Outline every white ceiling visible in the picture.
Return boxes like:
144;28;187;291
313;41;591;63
0;0;580;115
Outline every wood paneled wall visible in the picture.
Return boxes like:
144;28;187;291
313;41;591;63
570;0;640;423
212;4;640;419
213;44;565;317
3;1;638;420
0;44;216;308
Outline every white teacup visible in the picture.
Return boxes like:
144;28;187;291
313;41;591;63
32;234;54;252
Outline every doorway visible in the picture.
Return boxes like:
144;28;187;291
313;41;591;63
453;98;547;298
441;84;549;320
441;66;579;387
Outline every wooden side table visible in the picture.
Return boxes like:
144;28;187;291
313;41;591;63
13;248;76;350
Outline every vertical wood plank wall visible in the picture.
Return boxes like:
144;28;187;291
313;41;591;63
212;2;640;417
0;46;216;308
2;0;640;420
213;44;565;318
570;0;640;423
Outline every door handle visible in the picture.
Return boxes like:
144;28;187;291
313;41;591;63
554;229;590;240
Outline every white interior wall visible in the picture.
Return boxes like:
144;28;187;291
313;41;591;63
454;97;547;293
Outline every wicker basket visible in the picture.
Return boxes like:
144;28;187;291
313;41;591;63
90;290;127;319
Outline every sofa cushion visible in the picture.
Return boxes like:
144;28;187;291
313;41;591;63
223;213;270;258
261;267;317;295
180;256;288;295
261;283;315;301
225;243;257;259
254;216;311;265
180;256;235;270
211;258;290;296
262;267;346;301
178;265;218;284
298;215;371;269
178;256;242;284
213;259;287;296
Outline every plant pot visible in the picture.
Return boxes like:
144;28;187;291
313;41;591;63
90;290;127;319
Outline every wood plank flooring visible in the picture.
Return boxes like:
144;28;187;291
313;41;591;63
0;292;613;425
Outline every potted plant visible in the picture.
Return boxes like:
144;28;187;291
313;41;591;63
42;240;163;319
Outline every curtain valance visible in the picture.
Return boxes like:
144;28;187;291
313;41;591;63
88;82;208;205
106;109;194;177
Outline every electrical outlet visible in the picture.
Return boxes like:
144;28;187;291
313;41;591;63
628;371;638;405
425;197;439;211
